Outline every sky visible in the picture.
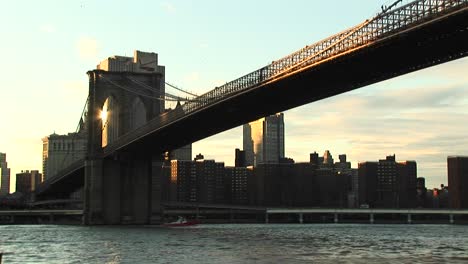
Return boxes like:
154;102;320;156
0;0;467;191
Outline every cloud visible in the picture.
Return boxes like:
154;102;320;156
161;2;175;13
77;36;99;60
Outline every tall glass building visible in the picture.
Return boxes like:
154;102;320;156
243;113;285;167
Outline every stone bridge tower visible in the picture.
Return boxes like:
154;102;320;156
84;50;166;224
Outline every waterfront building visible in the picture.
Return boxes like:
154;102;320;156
448;156;468;208
15;170;42;193
170;160;196;202
397;160;417;208
196;159;225;203
252;163;292;206
42;129;86;181
359;155;417;208
0;153;11;195
416;177;427;207
224;166;251;205
170;158;225;203
250;159;350;207
243;113;285;166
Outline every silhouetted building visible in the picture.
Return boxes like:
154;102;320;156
194;153;204;161
448;156;468;208
416;177;427;207
359;155;417;208
290;163;317;206
196;159;225;203
315;167;350;207
0;153;11;195
169;159;225;203
15;170;42;193
243;113;285;166
310;152;319;165
376;155;398;207
335;154;351;170
358;162;378;207
347;169;359;208
279;157;295;164
170;145;192;161
249;159;350;207
170;160;196;202
397;161;417;208
427;185;450;209
225;167;251;204
252;162;293;206
235;148;246;167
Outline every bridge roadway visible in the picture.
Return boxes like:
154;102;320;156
37;0;468;199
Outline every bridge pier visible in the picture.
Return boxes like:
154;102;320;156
370;213;374;224
299;213;303;224
84;155;164;225
84;158;104;225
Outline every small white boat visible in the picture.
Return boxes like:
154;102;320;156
162;216;199;227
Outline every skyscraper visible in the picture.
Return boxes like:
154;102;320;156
0;153;11;195
243;113;285;166
448;156;468;209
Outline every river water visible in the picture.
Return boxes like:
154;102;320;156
1;224;467;263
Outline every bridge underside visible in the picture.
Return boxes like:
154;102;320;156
36;167;84;199
119;9;468;156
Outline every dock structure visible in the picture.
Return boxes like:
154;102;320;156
162;202;468;224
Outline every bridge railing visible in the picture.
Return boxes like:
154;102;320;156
106;0;467;152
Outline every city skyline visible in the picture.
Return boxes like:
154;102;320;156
1;0;467;191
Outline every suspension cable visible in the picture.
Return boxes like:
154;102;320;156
165;82;198;97
100;75;188;102
125;76;191;101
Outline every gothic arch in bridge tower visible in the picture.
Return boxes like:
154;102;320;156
101;96;119;148
129;96;147;130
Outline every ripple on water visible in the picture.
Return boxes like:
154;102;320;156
1;224;468;263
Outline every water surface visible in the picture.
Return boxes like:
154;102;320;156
1;224;467;263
